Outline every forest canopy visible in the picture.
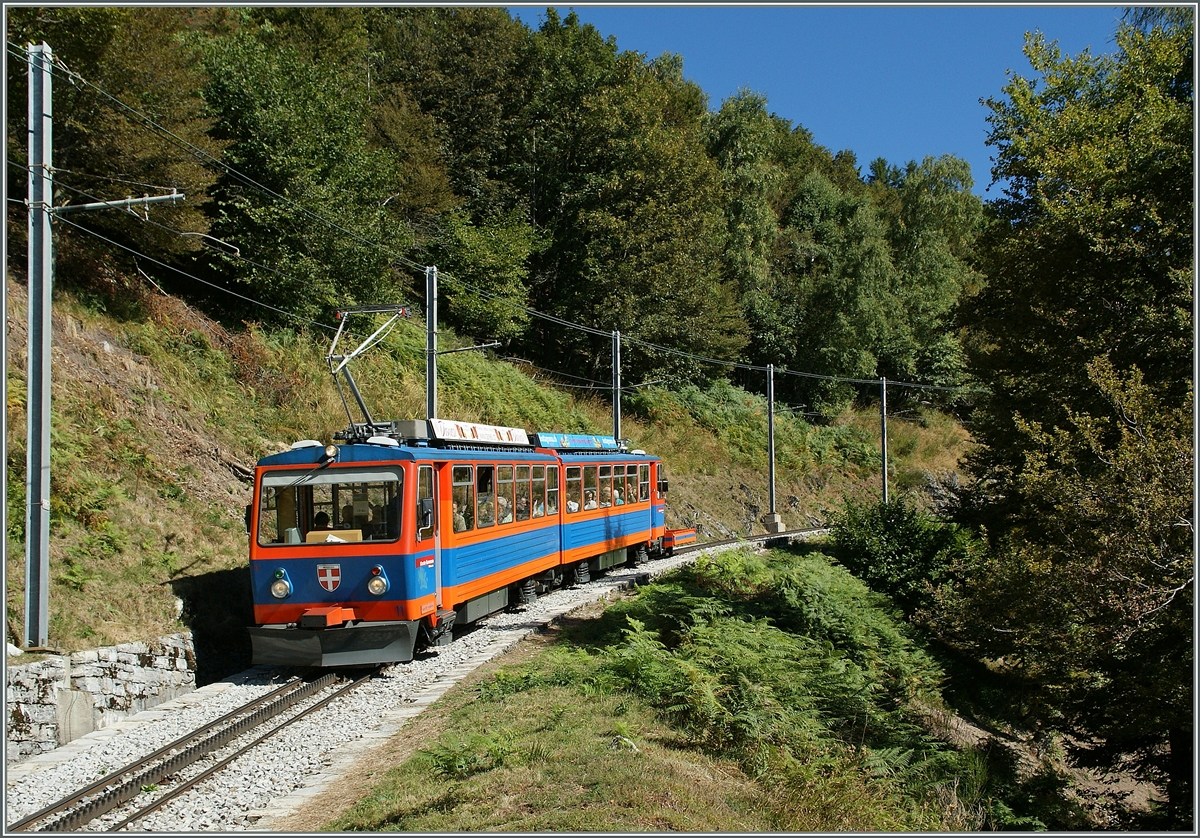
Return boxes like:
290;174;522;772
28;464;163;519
6;6;983;410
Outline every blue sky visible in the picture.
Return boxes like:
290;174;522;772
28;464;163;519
509;5;1126;196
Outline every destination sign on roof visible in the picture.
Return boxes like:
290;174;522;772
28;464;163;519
429;418;530;445
531;432;620;450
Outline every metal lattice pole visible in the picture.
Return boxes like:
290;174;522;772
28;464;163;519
25;42;53;648
612;331;621;442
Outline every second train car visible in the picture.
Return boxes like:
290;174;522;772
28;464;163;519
246;418;669;667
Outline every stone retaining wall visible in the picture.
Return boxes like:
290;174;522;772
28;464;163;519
5;633;195;764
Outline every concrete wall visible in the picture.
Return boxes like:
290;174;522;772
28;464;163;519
5;633;195;765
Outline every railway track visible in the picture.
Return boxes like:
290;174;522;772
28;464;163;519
669;526;827;559
7;529;822;833
7;668;381;833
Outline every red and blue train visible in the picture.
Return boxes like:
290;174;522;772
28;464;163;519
246;418;671;667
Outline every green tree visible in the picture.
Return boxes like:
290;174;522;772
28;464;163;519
869;155;985;390
424;210;540;342
961;21;1193;521
937;362;1193;824
705;91;782;357
366;7;536;219
6;8;220;288
518;11;746;383
772;171;897;408
947;18;1193;825
197;9;418;321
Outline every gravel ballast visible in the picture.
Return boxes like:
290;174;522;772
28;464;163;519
5;544;763;832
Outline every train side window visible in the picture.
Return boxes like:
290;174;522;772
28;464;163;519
599;465;612;507
612;465;626;505
452;465;474;532
477;465;496;528
531;466;546;518
497;466;514;524
639;464;650;501
515;465;531;521
625;466;637;505
565;466;581;513
416;465;434;541
547;466;559;514
583;466;598;509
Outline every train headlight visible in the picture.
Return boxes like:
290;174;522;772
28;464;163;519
367;565;389;596
270;568;292;599
323;444;338;461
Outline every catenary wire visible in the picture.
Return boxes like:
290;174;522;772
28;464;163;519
52;214;336;332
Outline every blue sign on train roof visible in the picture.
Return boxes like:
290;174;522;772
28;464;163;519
531;432;620;450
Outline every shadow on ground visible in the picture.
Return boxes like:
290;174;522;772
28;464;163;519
170;568;254;686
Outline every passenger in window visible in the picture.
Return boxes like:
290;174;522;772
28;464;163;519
452;501;467;533
368;505;386;537
566;497;579;513
584;490;598;510
613;488;624;505
313;511;332;530
600;487;612;507
477;496;495;527
515;495;530;520
341;505;355;527
532;496;544;517
498;495;513;524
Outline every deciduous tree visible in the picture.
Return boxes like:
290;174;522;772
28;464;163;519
946;17;1193;824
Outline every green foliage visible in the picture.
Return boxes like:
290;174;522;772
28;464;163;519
426;209;540;341
6;8;221;276
831;497;979;616
420;732;514;780
535;546;1080;829
626;378;877;474
962;19;1193;520
949;18;1193;823
937;362;1194;817
196;10;417;321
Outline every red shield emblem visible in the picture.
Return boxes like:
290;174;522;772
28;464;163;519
316;564;341;592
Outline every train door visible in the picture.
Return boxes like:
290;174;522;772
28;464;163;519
415;464;439;608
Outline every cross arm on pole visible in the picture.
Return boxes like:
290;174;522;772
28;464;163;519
52;191;185;215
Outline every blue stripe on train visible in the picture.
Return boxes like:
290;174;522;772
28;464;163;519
562;507;653;553
441;524;560;588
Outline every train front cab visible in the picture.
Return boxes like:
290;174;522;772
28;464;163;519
247;441;437;667
248;427;567;667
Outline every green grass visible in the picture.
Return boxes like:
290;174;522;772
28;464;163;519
327;546;1085;832
331;684;778;832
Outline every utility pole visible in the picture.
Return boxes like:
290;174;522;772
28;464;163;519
25;43;53;649
22;43;184;649
612;331;621;442
880;377;890;504
425;266;437;421
762;364;784;533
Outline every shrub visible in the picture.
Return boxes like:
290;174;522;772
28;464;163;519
830;498;979;617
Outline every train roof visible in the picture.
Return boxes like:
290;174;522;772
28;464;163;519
257;419;659;468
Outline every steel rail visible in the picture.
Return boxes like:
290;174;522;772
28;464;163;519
107;668;381;832
9;673;336;833
670;526;828;558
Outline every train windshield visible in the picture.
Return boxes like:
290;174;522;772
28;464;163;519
256;467;403;546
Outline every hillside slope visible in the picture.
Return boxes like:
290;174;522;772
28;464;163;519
5;273;970;680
